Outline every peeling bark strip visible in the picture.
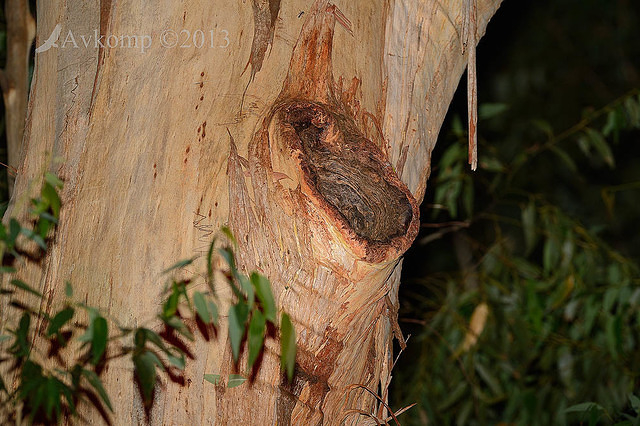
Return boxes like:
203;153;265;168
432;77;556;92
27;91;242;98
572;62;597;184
244;0;281;86
464;0;478;170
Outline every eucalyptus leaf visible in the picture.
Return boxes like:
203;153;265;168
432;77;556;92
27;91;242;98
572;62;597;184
90;316;108;365
10;279;42;298
228;302;249;363
251;272;276;323
65;281;73;298
193;291;212;324
82;369;113;412
280;313;296;381
228;374;246;388
203;374;221;385
133;351;158;404
247;310;266;370
162;258;194;274
46;307;75;343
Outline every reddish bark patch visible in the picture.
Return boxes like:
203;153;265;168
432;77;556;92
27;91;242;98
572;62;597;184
277;327;343;424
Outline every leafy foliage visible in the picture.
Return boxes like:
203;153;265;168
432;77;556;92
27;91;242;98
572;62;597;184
395;89;640;425
0;176;296;422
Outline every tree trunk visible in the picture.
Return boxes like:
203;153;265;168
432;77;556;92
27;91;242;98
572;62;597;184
0;0;35;191
2;0;501;424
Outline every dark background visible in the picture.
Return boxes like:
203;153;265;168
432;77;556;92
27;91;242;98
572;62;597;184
395;0;640;424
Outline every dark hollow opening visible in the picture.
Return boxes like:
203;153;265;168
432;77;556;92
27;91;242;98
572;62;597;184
285;103;413;243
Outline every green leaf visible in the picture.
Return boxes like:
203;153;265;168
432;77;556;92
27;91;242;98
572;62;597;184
46;307;74;342
251;272;277;323
22;228;47;250
532;119;554;139
58;378;76;415
10;313;31;358
176;281;192;312
440;142;464;170
247;310;266;371
0;266;16;273
139;328;185;370
44;172;64;188
206;239;216;292
162;288;180;318
203;374;221;385
475;362;503;397
162;258;194;274
41;377;71;421
584;127;615;168
228;302;249;363
42;182;61;218
565;402;605;413
543;237;560;276
207;299;219;325
218;248;244;298
164;316;194;341
550;145;578;173
38;212;59;225
462;177;474;218
629;394;640;414
19;360;44;399
65;281;73;298
521;200;537;255
228;374;246;388
82;369;113;412
194;291;213;324
624;96;640;127
0;335;10;343
605;314;622;359
10;279;42;297
280;313;296;381
78;308;99;343
166;349;186;370
137;328;158;347
91;316;108;365
602;109;622;139
437;382;467;411
218;247;236;271
133;351;158;404
9;218;21;243
238;274;255;309
478;103;509;120
451;114;464;137
220;226;237;247
479;155;505;173
603;287;618;313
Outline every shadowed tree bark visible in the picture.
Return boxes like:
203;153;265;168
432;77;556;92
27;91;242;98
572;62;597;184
1;0;501;423
0;0;35;191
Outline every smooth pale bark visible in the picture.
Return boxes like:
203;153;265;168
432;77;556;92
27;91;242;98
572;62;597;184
1;0;501;424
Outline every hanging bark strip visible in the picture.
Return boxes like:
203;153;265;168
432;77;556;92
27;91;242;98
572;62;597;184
241;0;282;110
464;0;478;170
